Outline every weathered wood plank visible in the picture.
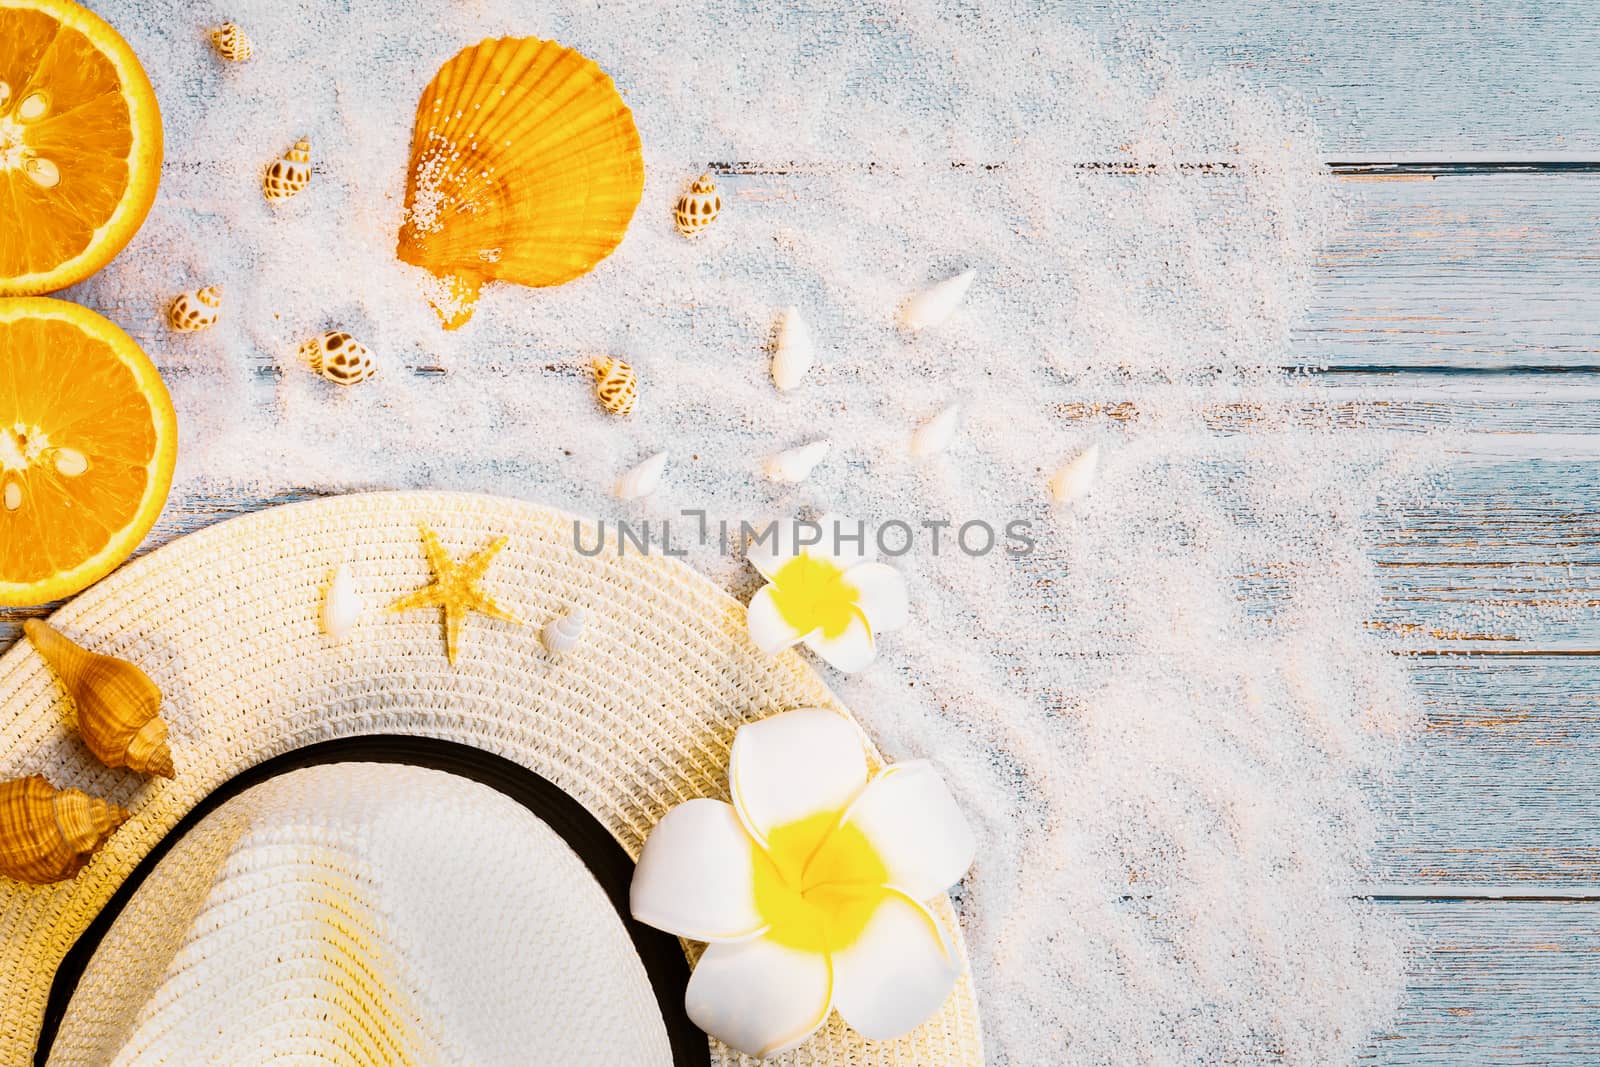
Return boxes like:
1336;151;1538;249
1301;174;1600;370
1375;660;1600;887
1364;898;1600;1063
1089;0;1600;158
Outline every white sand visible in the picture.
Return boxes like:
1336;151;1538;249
64;2;1437;1062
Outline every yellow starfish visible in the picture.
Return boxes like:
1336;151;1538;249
388;524;522;665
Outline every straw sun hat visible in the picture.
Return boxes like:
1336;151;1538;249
0;491;983;1065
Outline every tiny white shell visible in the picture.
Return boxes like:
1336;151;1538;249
910;404;961;458
902;269;976;331
616;452;668;500
764;440;830;483
321;564;364;640
770;306;814;391
1049;444;1100;505
541;607;588;655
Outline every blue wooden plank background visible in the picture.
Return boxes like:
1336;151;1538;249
4;2;1599;1061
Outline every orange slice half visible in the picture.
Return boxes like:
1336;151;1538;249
0;297;177;606
0;0;163;295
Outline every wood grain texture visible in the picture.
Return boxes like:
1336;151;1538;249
1377;660;1600;887
1302;175;1600;370
6;19;1600;1053
1087;0;1600;158
1365;899;1600;1064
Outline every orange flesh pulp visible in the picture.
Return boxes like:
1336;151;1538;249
0;0;161;294
0;299;176;605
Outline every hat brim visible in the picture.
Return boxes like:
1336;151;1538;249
0;491;984;1064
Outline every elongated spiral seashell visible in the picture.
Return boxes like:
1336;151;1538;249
300;331;375;385
594;357;638;416
902;269;976;331
911;404;961;458
674;172;721;237
764;440;830;483
1049;444;1100;506
263;138;312;203
616;452;667;500
770;306;814;392
210;22;254;63
0;776;129;885
168;285;222;333
541;607;588;656
23;620;175;779
321;563;364;641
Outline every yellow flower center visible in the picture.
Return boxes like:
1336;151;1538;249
768;554;864;641
753;809;890;954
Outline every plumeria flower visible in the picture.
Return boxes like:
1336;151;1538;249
630;708;975;1059
745;516;909;673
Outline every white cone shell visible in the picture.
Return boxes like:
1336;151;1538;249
902;270;975;331
764;440;830;483
321;564;364;641
616;452;668;500
770;307;815;391
1048;444;1100;505
910;405;961;458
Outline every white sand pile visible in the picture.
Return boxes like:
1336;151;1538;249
66;1;1436;1062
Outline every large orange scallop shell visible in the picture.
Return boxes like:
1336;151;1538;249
397;38;645;330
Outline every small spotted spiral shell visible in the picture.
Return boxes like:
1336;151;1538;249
300;331;375;385
167;286;223;333
211;22;254;62
263;138;312;203
593;357;638;416
673;172;721;237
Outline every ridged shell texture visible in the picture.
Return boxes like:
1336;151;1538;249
397;37;645;330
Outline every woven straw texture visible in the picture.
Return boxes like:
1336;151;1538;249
49;763;673;1066
0;491;984;1066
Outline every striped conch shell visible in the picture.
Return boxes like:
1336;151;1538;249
263;138;312;203
210;22;254;63
23;620;175;778
168;285;222;333
593;357;638;416
300;331;375;385
0;776;129;885
674;172;721;237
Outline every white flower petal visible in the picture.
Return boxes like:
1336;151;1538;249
831;890;960;1041
838;762;975;900
844;562;909;633
746;585;812;655
630;799;769;942
685;937;834;1059
731;708;868;851
746;529;794;581
803;612;878;673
